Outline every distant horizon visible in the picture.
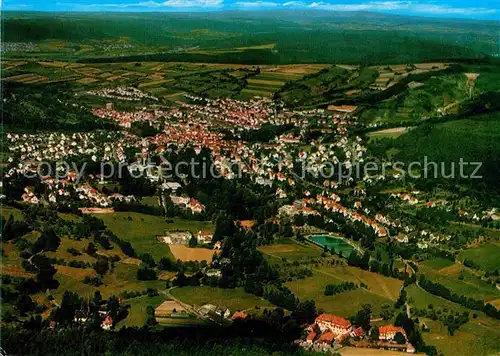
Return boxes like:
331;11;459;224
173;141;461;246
2;0;499;20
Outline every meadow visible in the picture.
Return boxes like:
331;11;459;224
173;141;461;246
116;294;166;328
257;238;324;261
458;243;500;271
418;263;499;302
406;284;500;356
92;212;214;260
170;286;272;312
286;266;402;317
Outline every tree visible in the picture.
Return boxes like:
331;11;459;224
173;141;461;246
188;235;198;248
16;293;36;316
140;254;156;268
54;291;82;324
145;305;157;326
395;289;407;308
370;327;380;341
360;252;370;270
32;255;59;290
394;331;406;344
293;299;317;324
351;304;372;331
347;250;359;267
158;257;176;271
93;256;109;276
33;228;60;253
85;242;98;256
137;266;157;281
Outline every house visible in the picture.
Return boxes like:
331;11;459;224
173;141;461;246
197;231;213;244
379;325;406;341
306;330;317;344
74;310;88;324
315;314;352;335
161;182;182;191
238;220;256;230
101;315;113;330
231;311;247;320
316;331;335;346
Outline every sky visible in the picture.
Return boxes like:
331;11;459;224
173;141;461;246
2;0;499;19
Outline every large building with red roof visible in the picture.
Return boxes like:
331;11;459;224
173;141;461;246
315;313;353;335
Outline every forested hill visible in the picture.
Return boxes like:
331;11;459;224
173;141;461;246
3;11;498;64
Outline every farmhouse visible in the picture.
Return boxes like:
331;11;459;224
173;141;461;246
315;313;352;335
197;231;213;244
378;325;406;341
101;315;113;330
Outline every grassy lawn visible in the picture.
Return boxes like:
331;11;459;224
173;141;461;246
420;258;455;270
317;266;403;300
116;294;166;328
406;284;468;312
258;238;324;261
92;212;214;260
406;284;500;355
458;243;500;271
286;268;398;318
171;286;272;312
44;237;97;264
419;264;500;301
1;205;24;221
49;262;164;301
419;317;500;356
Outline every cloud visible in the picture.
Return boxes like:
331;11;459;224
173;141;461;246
2;2;31;8
67;0;223;9
412;3;498;14
282;1;307;6
139;0;223;7
284;1;497;15
235;1;279;7
308;1;411;11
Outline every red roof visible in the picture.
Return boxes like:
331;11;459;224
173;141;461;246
379;325;405;335
317;331;335;343
306;331;316;341
315;314;352;329
232;311;247;320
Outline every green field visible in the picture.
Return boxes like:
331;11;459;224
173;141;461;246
92;212;214;260
286;266;402;317
458;243;500;271
116;294;166;328
419;264;500;301
406;285;500;356
170;286;272;312
257;238;324;261
421;258;455;270
1;205;24;221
